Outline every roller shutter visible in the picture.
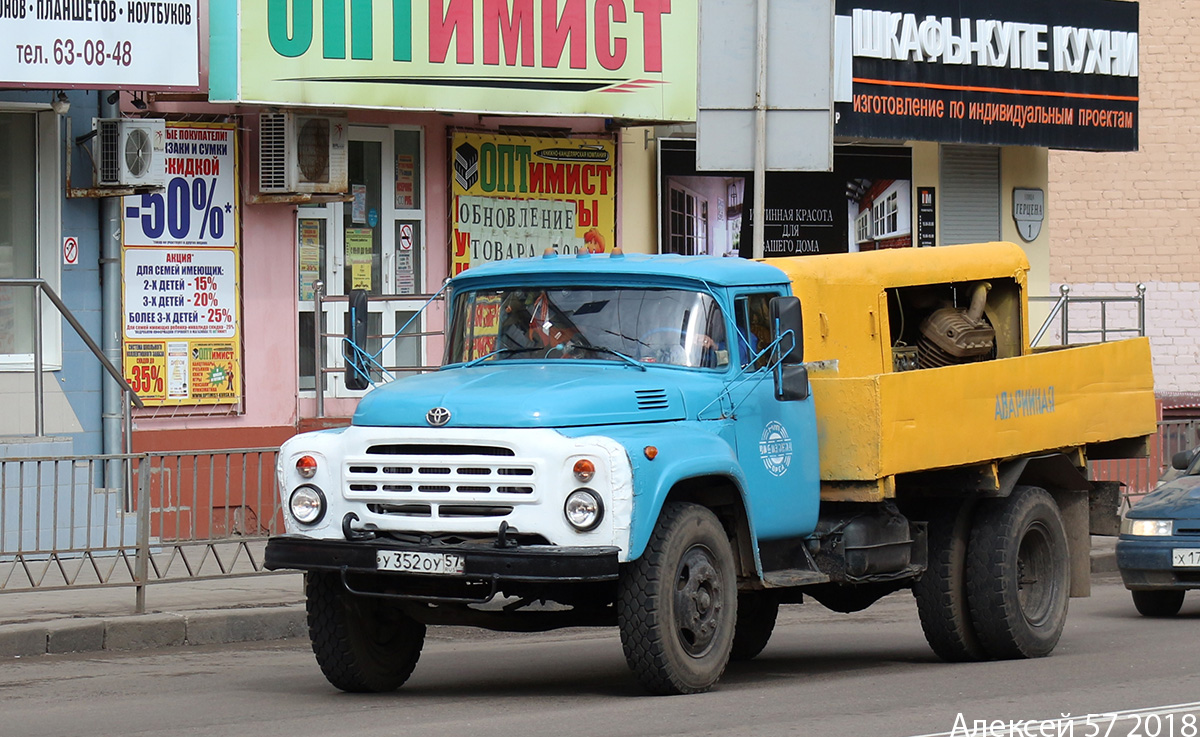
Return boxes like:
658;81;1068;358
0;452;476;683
939;145;999;245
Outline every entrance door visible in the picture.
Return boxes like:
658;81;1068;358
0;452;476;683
298;126;426;398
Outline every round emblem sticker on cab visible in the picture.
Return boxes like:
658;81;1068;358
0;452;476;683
759;421;793;477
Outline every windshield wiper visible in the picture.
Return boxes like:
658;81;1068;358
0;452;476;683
461;346;544;367
571;345;647;371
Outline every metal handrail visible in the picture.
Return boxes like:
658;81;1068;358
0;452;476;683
1031;283;1146;347
0;278;143;445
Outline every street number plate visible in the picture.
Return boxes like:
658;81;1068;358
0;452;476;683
376;550;465;575
1172;548;1200;567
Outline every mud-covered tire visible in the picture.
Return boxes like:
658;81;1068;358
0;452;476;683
1131;589;1185;617
306;571;426;693
913;501;986;662
730;591;779;662
617;502;737;695
966;486;1069;659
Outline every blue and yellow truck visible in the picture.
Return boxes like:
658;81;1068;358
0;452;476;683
266;242;1155;694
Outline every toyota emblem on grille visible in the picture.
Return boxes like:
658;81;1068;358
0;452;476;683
426;407;451;427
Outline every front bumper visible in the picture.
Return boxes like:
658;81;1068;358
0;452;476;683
265;534;620;583
1116;536;1200;590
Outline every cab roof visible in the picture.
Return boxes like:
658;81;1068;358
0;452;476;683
452;252;790;288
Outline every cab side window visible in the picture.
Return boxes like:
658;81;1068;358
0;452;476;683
733;293;777;371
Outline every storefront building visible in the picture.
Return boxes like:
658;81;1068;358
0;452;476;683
0;0;1141;456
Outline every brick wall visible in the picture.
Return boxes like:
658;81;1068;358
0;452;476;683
1049;0;1200;393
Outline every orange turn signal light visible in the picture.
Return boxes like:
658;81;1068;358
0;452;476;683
296;455;318;479
644;446;658;460
573;459;596;482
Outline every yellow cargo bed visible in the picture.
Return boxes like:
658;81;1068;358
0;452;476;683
764;243;1157;502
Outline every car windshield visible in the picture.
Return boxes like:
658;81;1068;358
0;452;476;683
447;286;729;369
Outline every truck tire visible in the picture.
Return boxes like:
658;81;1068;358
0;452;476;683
912;501;986;662
1131;590;1185;617
617;502;737;694
730;591;779;662
966;486;1069;659
305;571;426;693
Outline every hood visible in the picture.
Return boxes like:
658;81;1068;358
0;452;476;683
1128;474;1200;520
352;363;695;428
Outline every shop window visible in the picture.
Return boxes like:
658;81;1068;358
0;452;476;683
0;109;60;369
666;182;708;256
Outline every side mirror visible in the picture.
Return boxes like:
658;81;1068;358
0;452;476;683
775;364;810;401
1172;449;1196;471
769;296;804;364
344;289;370;391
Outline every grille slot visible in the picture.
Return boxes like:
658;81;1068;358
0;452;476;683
369;503;431;517
498;486;534;494
1175;525;1200;536
419;485;451;493
636;388;670;410
367;444;514;456
439;505;513;518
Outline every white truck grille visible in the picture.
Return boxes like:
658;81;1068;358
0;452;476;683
344;443;538;519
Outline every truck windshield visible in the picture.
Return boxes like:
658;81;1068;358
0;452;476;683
447;286;729;369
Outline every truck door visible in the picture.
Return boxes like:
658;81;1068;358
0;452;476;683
730;291;820;541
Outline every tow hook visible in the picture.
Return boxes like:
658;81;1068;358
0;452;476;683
494;520;520;549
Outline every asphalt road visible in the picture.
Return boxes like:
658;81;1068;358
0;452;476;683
2;576;1197;737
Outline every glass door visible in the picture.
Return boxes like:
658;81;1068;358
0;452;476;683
298;125;426;399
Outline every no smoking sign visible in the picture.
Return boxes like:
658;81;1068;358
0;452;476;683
62;236;79;265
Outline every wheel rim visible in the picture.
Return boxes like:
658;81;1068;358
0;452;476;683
1016;521;1058;627
673;543;725;658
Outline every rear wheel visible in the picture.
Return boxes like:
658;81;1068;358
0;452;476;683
730;591;779;662
617;503;738;694
306;571;426;693
1131;589;1185;617
966;486;1069;659
913;501;986;662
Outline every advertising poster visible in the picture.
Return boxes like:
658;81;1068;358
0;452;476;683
298;219;322;301
345;229;374;291
121;122;241;406
451;133;617;274
658;139;912;257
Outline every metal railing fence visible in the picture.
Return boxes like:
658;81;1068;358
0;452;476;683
0;447;280;613
1031;283;1146;347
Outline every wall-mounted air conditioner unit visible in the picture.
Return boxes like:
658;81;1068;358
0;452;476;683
258;112;349;195
94;118;166;188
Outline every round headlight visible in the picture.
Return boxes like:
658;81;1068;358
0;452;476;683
289;484;326;525
564;489;603;531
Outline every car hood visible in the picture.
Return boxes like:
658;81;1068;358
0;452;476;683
1128;474;1200;520
352;362;693;428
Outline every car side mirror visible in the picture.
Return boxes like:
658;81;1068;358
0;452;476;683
1171;449;1196;471
775;363;810;401
769;296;804;365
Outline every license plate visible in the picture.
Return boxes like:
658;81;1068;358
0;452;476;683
1172;548;1200;567
376;550;465;575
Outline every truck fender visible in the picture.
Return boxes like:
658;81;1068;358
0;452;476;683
601;424;761;574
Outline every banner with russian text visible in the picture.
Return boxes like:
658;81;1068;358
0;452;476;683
451;132;617;274
121;122;242;406
833;0;1139;151
209;0;695;121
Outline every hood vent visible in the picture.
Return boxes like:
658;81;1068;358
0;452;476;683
636;389;670;410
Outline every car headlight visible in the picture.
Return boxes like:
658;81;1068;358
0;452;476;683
564;489;603;531
1121;518;1173;536
289;484;326;525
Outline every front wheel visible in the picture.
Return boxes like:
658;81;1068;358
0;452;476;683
1131;589;1185;617
730;591;779;661
306;571;426;693
617;502;738;695
966;486;1069;659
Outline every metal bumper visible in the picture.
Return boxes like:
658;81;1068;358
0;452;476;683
1116;537;1200;590
265;535;620;583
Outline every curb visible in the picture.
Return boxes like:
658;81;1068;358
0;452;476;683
0;549;1122;660
0;604;306;659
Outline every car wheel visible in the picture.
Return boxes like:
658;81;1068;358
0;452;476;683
1131;589;1185;617
913;501;987;662
730;590;779;662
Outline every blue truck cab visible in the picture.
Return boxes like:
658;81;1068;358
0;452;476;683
268;252;823;694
